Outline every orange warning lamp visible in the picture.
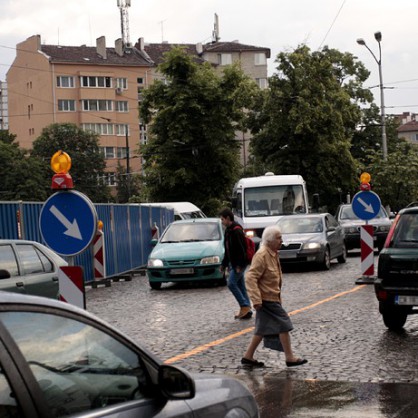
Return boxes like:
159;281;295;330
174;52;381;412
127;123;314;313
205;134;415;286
360;172;371;191
97;220;104;231
51;151;74;189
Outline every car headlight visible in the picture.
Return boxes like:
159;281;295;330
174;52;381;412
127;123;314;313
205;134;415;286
376;225;391;232
200;256;220;265
148;259;164;267
344;226;358;234
302;242;321;250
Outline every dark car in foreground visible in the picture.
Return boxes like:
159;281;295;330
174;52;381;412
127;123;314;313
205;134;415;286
335;204;392;251
276;213;346;270
0;293;259;417
0;239;67;298
375;206;418;330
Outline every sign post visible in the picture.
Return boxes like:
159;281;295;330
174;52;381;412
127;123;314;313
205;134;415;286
352;173;380;284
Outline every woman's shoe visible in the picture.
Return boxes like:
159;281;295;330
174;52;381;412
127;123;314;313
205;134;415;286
286;358;308;367
241;357;264;367
236;306;252;319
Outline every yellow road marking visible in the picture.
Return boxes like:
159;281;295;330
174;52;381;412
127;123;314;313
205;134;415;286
164;285;366;364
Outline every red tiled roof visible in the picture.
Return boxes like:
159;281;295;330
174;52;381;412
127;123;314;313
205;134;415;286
41;45;152;67
398;121;418;133
143;43;205;65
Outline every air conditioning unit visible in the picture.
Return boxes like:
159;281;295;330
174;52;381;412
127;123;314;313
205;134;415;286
115;87;123;95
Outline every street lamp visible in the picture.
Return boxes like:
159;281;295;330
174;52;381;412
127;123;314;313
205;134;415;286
357;31;388;160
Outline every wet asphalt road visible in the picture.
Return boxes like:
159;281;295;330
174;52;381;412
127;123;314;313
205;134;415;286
85;252;418;417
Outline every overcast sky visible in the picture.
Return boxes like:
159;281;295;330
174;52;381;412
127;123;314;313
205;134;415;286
1;0;417;113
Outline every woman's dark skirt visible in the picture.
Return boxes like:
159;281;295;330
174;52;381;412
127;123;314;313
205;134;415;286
255;300;293;335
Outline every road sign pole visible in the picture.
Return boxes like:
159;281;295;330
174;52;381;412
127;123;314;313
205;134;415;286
356;224;375;284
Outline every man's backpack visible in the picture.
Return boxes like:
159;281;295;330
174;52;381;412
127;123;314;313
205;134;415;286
233;226;256;264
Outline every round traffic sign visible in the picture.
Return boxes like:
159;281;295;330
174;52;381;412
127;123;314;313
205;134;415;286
351;191;381;221
39;191;97;256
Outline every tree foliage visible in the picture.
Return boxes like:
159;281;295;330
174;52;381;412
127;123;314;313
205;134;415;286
31;123;110;202
139;47;259;215
248;45;374;212
0;130;48;201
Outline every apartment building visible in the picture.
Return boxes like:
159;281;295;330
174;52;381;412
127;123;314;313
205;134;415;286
0;81;8;130
7;34;153;185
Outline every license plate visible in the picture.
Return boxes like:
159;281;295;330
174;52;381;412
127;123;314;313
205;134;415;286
170;268;194;275
280;252;297;259
395;295;418;305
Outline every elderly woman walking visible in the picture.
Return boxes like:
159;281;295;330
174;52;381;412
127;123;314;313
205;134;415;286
241;225;307;368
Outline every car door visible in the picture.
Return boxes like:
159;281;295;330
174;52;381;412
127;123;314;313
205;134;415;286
13;243;59;299
0;244;26;294
326;214;343;259
0;308;193;417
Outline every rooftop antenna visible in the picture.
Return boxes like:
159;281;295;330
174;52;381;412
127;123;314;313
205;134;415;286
159;19;167;42
212;13;220;43
117;0;131;48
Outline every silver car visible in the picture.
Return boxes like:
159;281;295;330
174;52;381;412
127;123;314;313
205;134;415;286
0;293;259;417
0;239;67;298
276;213;346;270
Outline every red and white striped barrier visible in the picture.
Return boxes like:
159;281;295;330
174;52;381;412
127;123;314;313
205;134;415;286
58;266;85;309
360;224;374;276
93;230;106;281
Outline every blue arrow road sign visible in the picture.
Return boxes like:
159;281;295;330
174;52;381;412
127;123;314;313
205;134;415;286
39;190;98;256
351;191;382;221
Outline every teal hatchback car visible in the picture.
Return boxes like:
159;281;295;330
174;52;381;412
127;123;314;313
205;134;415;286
147;218;225;290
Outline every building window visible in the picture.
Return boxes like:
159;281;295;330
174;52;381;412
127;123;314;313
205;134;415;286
256;78;268;89
80;76;112;88
82;100;113;111
117;147;127;158
137;77;144;84
82;123;114;135
254;53;267;66
116;124;129;136
99;172;116;186
58;100;76;112
218;54;232;66
100;147;115;159
57;76;75;88
415;133;418;141
116;101;129;112
116;78;128;90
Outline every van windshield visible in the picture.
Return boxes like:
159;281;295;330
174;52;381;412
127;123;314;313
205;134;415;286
244;185;306;217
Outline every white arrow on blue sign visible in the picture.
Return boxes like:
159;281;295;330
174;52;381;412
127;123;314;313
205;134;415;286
39;190;98;256
351;191;382;221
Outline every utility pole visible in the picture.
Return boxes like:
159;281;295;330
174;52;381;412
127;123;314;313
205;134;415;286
125;124;130;200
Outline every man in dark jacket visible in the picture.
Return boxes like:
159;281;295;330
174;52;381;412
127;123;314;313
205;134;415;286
219;208;252;319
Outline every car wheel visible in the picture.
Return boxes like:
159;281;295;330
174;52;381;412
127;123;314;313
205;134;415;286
380;303;408;331
320;248;331;270
337;243;347;264
149;281;162;290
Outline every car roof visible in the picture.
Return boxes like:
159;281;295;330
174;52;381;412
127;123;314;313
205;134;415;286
169;218;221;225
399;206;418;215
277;213;328;220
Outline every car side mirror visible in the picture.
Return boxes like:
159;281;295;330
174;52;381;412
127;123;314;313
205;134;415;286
0;270;11;280
158;365;195;400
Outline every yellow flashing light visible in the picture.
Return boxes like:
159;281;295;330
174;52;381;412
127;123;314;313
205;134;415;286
51;151;72;174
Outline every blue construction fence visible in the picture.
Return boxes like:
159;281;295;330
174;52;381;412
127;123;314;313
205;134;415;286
0;201;174;282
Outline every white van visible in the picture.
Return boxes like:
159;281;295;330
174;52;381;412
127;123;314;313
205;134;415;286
142;202;206;221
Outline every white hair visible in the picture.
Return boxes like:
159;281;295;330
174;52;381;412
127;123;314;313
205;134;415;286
262;225;282;245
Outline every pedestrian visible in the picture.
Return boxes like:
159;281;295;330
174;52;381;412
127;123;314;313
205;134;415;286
219;208;252;320
241;225;307;368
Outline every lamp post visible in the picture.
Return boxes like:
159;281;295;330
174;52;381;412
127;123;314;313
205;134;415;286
357;31;388;161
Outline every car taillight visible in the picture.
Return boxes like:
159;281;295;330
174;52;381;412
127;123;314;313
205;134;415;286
383;214;400;248
376;289;388;301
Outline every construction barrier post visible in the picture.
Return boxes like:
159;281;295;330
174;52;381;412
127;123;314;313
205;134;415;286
355;224;376;284
58;266;86;309
93;230;106;281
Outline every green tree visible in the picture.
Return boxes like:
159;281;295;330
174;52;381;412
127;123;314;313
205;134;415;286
139;47;259;215
366;139;418;212
115;163;142;203
31;123;110;202
0;131;48;201
248;45;373;212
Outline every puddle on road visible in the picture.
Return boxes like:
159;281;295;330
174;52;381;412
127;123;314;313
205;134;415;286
235;376;418;417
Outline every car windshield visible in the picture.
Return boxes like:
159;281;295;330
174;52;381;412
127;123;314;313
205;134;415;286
277;218;323;234
340;206;387;220
160;222;221;243
391;213;418;247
